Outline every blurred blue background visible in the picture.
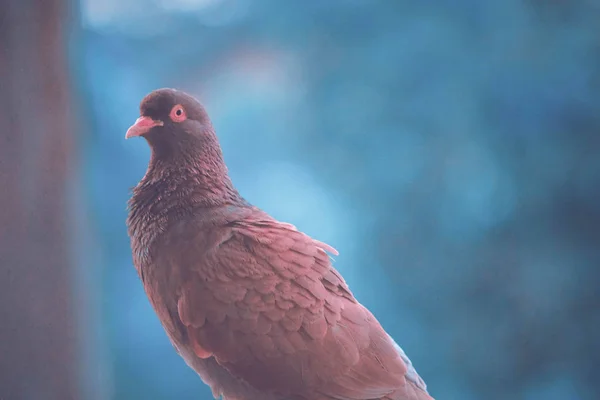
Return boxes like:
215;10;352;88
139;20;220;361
1;0;599;399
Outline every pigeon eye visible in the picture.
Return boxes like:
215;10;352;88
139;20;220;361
169;105;187;122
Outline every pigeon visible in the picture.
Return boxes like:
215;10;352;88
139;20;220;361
126;88;434;400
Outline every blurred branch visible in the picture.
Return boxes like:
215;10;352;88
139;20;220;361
0;1;81;398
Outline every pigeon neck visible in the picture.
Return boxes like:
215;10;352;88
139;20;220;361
127;135;246;265
144;148;242;208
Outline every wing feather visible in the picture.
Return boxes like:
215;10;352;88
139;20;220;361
174;217;430;399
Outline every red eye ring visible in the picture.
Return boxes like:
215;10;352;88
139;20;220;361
169;104;187;122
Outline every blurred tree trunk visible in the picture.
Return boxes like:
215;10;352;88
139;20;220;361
0;1;81;399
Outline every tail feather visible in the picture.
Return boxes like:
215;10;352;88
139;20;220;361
385;334;434;400
383;379;435;400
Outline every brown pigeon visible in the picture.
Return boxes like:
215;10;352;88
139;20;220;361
126;88;434;400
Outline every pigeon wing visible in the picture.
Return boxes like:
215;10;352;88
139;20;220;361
175;217;429;399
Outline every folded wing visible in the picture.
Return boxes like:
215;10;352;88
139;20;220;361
176;217;430;400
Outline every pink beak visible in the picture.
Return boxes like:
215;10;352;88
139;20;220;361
125;116;164;139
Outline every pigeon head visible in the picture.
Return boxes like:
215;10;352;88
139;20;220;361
127;88;243;210
126;88;214;160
